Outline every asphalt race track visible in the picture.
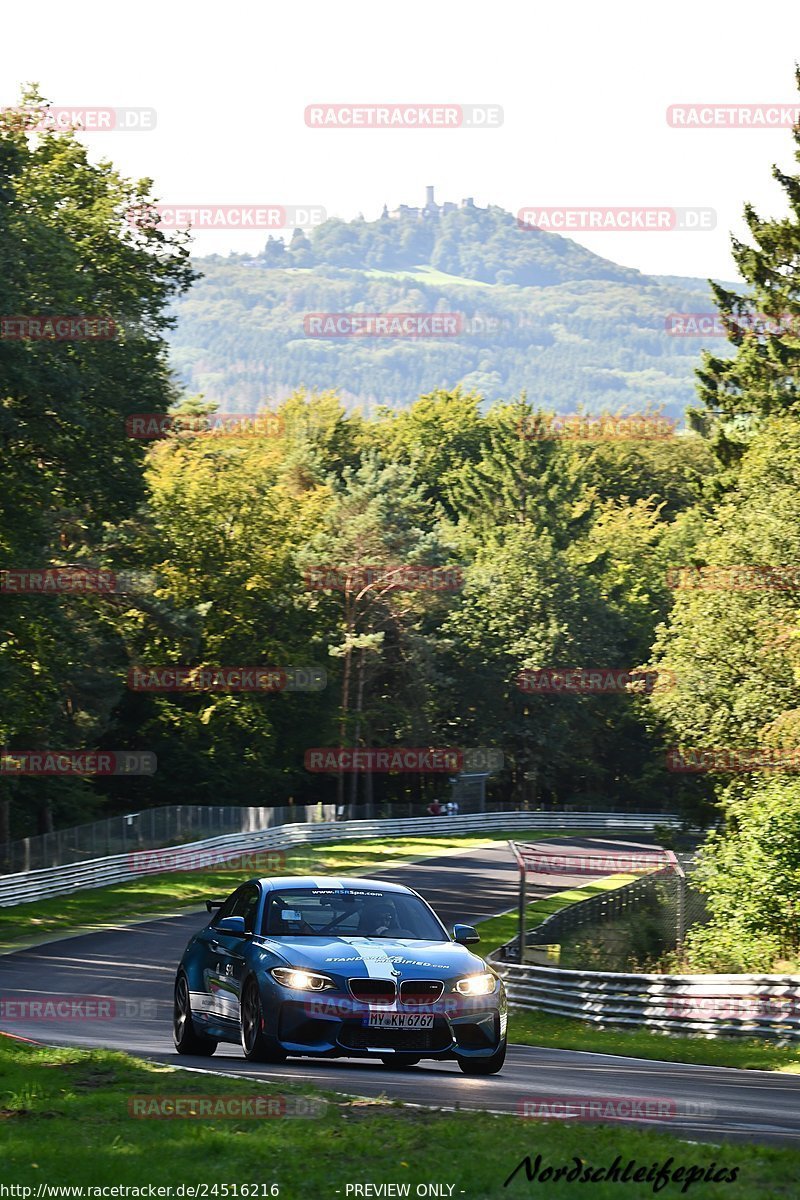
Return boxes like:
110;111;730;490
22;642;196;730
3;835;800;1146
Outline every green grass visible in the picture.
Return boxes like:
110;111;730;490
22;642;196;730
1;1038;796;1197
0;829;577;953
475;872;638;956
507;1008;800;1074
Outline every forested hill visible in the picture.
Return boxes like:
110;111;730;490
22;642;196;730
167;199;737;416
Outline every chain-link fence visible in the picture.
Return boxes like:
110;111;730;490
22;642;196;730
538;869;709;971
507;843;709;970
2;795;546;874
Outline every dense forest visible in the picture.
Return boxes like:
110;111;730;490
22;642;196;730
167;201;734;417
4;83;800;970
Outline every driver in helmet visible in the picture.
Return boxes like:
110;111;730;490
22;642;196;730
360;898;398;936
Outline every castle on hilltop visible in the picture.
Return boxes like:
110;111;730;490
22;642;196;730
382;187;478;221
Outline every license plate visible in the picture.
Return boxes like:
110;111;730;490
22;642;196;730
366;1012;434;1029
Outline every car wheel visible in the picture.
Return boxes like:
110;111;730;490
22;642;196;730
456;1036;506;1075
379;1055;421;1069
173;973;217;1056
240;977;287;1063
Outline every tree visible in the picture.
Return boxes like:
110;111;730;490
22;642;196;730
262;235;287;266
650;418;800;755
693;68;800;470
297;453;458;808
0;88;195;841
683;777;800;971
574;435;713;520
117;421;332;806
439;401;679;809
374;388;487;517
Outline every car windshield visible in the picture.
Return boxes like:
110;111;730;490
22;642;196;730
261;887;446;940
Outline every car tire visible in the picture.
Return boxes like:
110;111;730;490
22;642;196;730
379;1055;421;1069
240;977;287;1063
455;1036;507;1075
173;973;217;1056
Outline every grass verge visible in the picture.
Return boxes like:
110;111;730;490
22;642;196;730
508;1008;800;1074
1;1038;796;1198
475;872;638;957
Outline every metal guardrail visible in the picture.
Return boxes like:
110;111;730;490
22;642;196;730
1;800;680;873
0;810;681;908
492;959;800;1041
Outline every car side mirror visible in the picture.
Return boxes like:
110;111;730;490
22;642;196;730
453;923;480;945
216;915;247;935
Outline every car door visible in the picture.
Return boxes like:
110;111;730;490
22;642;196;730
206;884;260;1026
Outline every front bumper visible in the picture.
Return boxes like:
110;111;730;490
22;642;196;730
267;987;507;1060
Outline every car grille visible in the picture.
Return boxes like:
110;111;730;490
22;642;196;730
348;978;396;1004
400;979;444;1005
338;1019;452;1053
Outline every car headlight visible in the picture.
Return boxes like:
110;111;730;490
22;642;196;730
455;972;496;997
271;967;334;992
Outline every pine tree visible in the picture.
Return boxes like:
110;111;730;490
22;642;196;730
692;67;800;468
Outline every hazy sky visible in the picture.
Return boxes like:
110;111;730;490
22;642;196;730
5;0;800;280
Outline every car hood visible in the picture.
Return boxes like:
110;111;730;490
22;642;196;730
253;935;486;978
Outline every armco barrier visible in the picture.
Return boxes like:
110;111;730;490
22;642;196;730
492;959;800;1041
1;800;679;872
0;811;680;908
